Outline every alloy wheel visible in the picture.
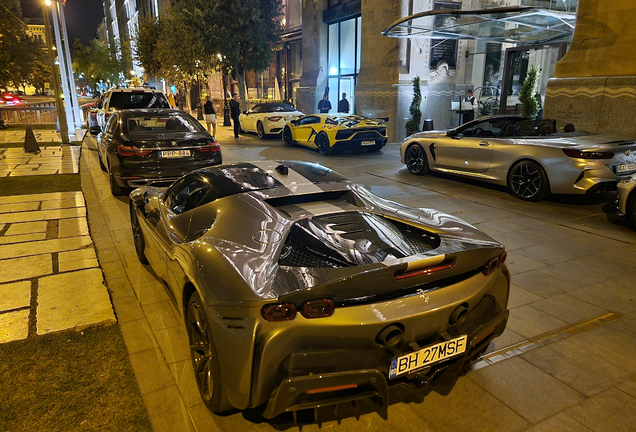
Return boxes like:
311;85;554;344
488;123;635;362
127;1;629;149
406;144;428;174
283;127;293;146
257;122;265;139
130;206;148;264
187;300;215;402
510;163;542;199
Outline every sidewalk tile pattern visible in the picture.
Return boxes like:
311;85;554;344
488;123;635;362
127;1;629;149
0;146;81;177
0;191;115;343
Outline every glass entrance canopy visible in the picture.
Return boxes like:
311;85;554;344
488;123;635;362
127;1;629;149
382;6;575;44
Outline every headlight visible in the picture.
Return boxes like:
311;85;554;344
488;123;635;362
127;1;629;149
619;176;635;184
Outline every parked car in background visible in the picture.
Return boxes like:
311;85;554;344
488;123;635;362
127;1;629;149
95;87;170;131
617;176;636;221
85;100;101;134
401;116;636;201
96;109;221;196
239;102;304;139
0;93;25;105
128;160;509;419
283;114;388;155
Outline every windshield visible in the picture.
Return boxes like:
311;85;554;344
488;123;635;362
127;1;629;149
126;114;205;134
109;92;170;110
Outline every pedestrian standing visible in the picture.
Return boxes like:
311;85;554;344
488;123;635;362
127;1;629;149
338;93;349;113
230;93;241;140
203;95;217;137
317;95;331;113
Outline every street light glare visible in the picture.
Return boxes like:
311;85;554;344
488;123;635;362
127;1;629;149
45;0;52;6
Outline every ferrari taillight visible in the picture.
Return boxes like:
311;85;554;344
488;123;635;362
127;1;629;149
483;251;507;275
117;145;152;157
261;303;297;321
300;298;335;319
194;142;221;153
267;116;282;122
562;149;614;159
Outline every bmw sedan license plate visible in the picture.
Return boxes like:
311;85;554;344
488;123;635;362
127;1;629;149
361;140;375;146
389;335;468;379
617;163;636;174
160;150;190;159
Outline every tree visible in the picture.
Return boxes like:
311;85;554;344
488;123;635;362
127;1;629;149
406;76;422;133
72;39;122;87
135;17;163;77
519;66;540;120
0;0;31;89
201;0;282;110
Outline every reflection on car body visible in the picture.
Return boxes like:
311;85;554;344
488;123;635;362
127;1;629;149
128;161;510;420
401;115;636;201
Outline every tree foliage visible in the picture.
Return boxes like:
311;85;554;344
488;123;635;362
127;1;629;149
0;0;52;94
134;0;281;110
72;39;123;86
519;66;540;120
406;76;423;132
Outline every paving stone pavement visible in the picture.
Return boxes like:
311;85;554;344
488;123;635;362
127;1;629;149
3;124;636;431
0;128;84;144
0;191;115;343
0;145;81;177
74;124;636;432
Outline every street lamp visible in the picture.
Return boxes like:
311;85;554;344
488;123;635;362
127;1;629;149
43;0;69;143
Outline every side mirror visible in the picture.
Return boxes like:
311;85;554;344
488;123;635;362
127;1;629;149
144;194;160;217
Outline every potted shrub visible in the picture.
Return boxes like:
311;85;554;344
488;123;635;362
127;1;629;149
518;66;540;119
405;76;422;136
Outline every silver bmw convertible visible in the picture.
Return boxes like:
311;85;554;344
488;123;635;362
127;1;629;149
129;161;509;420
401;115;636;201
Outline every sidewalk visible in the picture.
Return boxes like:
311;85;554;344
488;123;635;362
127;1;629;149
0;131;115;344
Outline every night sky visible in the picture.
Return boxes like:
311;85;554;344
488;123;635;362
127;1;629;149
20;0;104;45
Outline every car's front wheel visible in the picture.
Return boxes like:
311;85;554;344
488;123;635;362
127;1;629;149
316;133;333;155
283;127;294;146
130;204;149;264
186;292;232;413
405;144;430;175
257;121;266;139
508;160;550;201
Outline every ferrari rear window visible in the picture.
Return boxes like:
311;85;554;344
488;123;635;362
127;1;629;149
279;212;440;268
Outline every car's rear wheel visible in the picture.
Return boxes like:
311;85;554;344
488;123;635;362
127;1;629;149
316;133;333;155
108;161;124;196
186;292;232;413
130;204;149;264
283;127;294;146
405;144;430;175
508;160;550;201
257;121;266;139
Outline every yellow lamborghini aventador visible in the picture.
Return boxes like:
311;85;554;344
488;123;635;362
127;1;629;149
282;114;388;155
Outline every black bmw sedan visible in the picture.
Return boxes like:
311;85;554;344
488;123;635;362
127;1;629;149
96;109;222;196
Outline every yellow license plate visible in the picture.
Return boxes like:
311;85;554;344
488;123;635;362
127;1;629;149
389;335;468;378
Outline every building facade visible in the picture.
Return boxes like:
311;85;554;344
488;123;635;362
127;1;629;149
295;0;577;143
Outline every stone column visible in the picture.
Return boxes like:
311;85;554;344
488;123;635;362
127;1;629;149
544;0;636;137
356;0;410;143
296;0;330;116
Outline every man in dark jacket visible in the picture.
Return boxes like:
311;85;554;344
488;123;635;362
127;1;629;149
229;93;241;140
338;93;349;113
317;95;331;113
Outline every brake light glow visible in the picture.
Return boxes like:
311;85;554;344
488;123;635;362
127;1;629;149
261;303;297;321
299;298;335;318
483;251;507;276
117;145;152;157
267;116;282;122
562;149;614;159
194;142;221;153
